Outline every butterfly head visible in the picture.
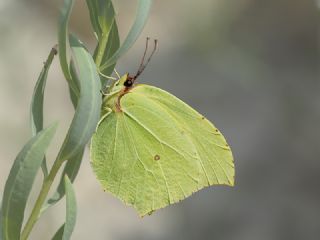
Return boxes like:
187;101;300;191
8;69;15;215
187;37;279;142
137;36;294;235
123;75;134;87
112;73;132;91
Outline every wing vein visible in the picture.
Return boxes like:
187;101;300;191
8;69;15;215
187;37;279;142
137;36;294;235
138;92;232;184
106;116;118;181
123;110;190;159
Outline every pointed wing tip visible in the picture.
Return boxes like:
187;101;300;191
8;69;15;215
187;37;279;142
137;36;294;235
227;179;235;187
138;209;156;218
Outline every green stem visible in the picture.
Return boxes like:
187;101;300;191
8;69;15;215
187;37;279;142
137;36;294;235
20;158;66;240
95;30;110;68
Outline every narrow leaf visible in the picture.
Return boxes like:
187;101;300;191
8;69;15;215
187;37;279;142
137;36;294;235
52;224;64;240
58;0;76;90
86;0;120;86
99;23;120;66
95;22;120;87
86;0;115;41
97;0;114;34
62;176;77;240
1;123;57;240
41;46;87;214
89;0;116;82
56;34;102;162
51;177;77;240
68;62;81;108
86;0;102;38
100;0;153;71
30;46;58;177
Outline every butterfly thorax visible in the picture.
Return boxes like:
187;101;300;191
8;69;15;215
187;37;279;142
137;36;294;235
102;73;134;114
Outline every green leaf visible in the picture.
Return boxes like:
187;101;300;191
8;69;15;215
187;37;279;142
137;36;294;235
97;0;114;34
88;0;117;84
91;84;234;216
86;0;120;86
58;0;74;80
41;148;84;213
68;62;81;108
99;24;120;65
30;46;58;177
52;224;64;240
30;46;58;136
100;0;153;71
43;35;100;214
42;37;95;213
86;0;115;41
56;34;102;162
51;177;77;240
1;123;57;240
95;26;120;88
95;23;120;86
86;0;102;38
62;176;77;240
58;0;78;95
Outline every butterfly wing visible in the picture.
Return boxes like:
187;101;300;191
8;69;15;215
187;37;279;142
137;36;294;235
132;85;235;187
90;84;234;216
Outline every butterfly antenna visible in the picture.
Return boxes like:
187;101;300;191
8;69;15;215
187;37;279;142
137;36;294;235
136;37;150;74
134;39;158;80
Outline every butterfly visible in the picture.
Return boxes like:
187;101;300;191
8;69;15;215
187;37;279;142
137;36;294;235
90;38;234;216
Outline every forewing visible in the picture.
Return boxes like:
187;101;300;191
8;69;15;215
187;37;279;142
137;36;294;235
131;85;235;188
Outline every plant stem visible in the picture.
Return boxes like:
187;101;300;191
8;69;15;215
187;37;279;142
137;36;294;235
95;30;110;68
21;158;66;240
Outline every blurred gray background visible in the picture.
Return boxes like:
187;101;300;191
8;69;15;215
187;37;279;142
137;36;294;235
0;0;319;239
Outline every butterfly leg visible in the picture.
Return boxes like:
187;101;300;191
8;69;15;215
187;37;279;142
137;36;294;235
114;68;121;79
99;71;117;81
100;88;109;96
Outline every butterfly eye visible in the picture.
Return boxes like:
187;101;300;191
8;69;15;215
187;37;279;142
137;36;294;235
124;79;133;87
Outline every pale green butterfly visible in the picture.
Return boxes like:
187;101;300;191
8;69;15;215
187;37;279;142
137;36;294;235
90;39;235;216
